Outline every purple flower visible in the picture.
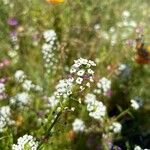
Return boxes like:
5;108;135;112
0;93;7;100
0;77;9;83
7;17;18;26
125;39;134;46
106;90;113;97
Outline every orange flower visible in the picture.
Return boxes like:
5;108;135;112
46;0;64;4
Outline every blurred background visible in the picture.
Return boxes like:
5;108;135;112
0;0;150;149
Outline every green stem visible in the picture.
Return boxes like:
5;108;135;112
38;111;62;150
114;108;130;121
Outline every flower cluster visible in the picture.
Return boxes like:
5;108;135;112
48;95;59;108
42;29;58;74
54;78;73;98
72;118;85;133
85;93;106;120
47;58;96;109
14;70;43;92
48;78;73;108
94;77;111;96
109;122;122;133
70;58;96;90
134;145;148;150
0;106;13;132
0;82;7;100
10;92;30;107
7;17;20;64
130;99;140;110
12;134;38;150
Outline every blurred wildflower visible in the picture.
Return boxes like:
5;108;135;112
72;118;85;132
0;83;7;100
12;134;38;150
94;77;111;96
0;83;5;94
46;0;64;4
109;122;122;133
135;26;144;34
118;64;127;72
42;29;58;74
10;31;18;42
14;70;43;92
22;79;33;91
125;39;135;46
94;24;101;30
122;10;130;18
7;17;18;26
116;63;131;78
85;93;106;120
54;78;73;99
48;78;73;108
43;30;57;43
0;59;11;69
0;77;9;83
48;95;59;108
130;99;140;110
0;106;14;132
134;146;142;150
14;70;26;83
10;92;30;107
134;145;148;150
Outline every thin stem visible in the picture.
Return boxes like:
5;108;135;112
114;108;130;121
38;111;62;150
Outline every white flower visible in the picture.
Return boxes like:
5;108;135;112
110;122;122;133
88;101;106;120
48;95;59;108
12;134;38;150
42;29;58;74
70;67;76;73
76;77;83;84
130;99;140;110
10;92;30;106
85;93;106;120
14;70;26;82
94;24;100;30
0;106;13;132
0;83;5;93
43;30;57;43
95;77;111;96
118;64;127;71
22;80;32;91
70;58;96;90
134;146;148;150
87;69;94;75
134;146;142;150
89;77;94;82
72;119;85;132
88;60;96;66
122;10;130;18
86;82;90;87
77;69;85;76
55;79;73;98
85;93;96;104
109;27;115;33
